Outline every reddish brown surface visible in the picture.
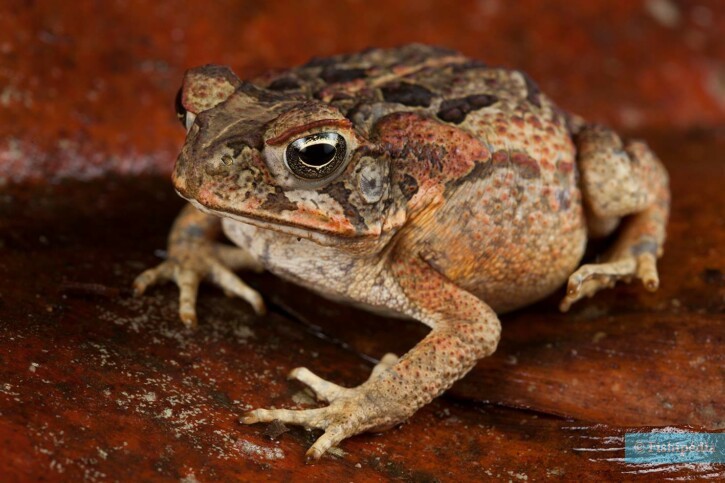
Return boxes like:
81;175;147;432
1;0;724;481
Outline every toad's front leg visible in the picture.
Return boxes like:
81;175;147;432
133;204;265;326
243;252;501;460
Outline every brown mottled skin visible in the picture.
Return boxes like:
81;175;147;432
133;45;670;460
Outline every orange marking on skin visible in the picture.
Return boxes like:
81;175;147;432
492;150;509;164
265;119;352;146
557;160;574;173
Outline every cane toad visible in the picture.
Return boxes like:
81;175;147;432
134;44;670;460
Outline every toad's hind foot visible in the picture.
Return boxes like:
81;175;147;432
560;250;658;312
242;353;401;462
566;125;669;312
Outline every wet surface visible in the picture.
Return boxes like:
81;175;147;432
0;129;723;481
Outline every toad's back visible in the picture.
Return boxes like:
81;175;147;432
254;44;574;137
254;45;586;311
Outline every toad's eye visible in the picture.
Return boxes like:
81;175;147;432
285;132;347;179
175;87;196;132
175;88;186;126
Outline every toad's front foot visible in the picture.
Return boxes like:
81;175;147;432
242;353;404;461
133;243;265;327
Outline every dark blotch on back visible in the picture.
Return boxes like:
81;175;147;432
267;77;301;91
320;67;367;84
398;174;419;201
344;102;372;124
520;72;542;108
445;158;495;194
237;82;288;104
381;82;434;107
260;187;297;213
302;55;339;68
437;94;498;124
451;59;488;73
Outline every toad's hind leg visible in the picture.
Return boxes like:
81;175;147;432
561;125;670;311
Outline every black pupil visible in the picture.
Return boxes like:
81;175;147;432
174;87;186;126
298;143;336;167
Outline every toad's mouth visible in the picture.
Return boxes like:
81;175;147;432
182;195;374;247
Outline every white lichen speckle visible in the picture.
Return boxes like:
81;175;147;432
236;440;285;460
180;472;200;483
1;383;19;396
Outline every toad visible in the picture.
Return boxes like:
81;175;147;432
134;44;669;460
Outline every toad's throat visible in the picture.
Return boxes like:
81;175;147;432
181;195;378;247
